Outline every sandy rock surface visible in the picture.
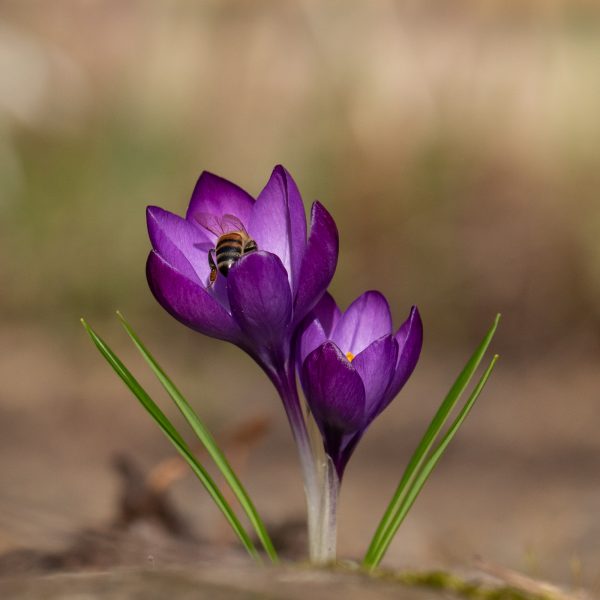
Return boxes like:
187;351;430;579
0;566;444;600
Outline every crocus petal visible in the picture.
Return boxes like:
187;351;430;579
310;292;341;338
298;318;327;366
297;292;340;367
335;431;363;478
383;306;423;409
352;334;399;420
227;251;292;351
147;206;211;284
146;251;242;343
302;342;366;434
248;166;307;293
331;291;393;356
186;171;255;227
293;202;339;325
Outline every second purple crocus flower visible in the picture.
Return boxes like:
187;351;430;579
298;292;423;479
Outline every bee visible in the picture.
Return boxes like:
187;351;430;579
195;213;258;286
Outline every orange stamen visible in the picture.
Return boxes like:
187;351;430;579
345;351;355;362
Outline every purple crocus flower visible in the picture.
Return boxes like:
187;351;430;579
146;165;338;382
146;166;338;526
298;292;423;479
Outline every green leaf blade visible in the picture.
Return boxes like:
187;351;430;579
363;314;500;568
81;319;260;562
367;354;499;569
116;311;278;563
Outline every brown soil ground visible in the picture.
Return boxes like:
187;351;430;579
0;323;598;596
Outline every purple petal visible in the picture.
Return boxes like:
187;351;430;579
310;292;341;338
311;292;342;339
335;431;364;478
147;206;211;284
331;291;393;356
146;251;242;343
298;318;327;367
352;335;399;421
293;202;339;324
248;166;307;293
206;268;231;313
383;306;423;409
297;292;341;368
186;171;254;227
302;342;366;434
227;251;293;350
296;293;340;377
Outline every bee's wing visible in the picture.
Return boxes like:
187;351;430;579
194;212;225;237
220;214;248;236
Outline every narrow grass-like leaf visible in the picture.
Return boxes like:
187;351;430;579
363;314;500;567
116;311;278;563
366;354;499;569
80;319;260;562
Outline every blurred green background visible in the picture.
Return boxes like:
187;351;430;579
2;0;600;587
2;0;600;353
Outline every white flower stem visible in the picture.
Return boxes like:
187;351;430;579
314;454;339;563
272;363;323;563
267;348;340;565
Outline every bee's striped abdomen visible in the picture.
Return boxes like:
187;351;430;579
215;233;243;276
